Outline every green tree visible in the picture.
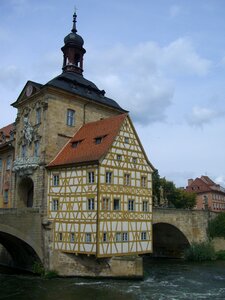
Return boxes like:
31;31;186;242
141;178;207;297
152;173;196;209
208;213;225;238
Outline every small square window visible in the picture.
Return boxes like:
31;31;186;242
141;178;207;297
103;232;108;242
36;108;41;124
142;201;148;212
102;198;110;210
53;175;59;186
67;109;75;126
87;198;95;210
117;154;122;161
141;176;147;188
128;200;135;211
106;171;112;184
122;232;128;242
58;232;63;241
4;190;8;204
124;137;129;144
85;233;92;243
34;140;39;157
132;157;137;164
95;137;102;144
124;173;131;186
88;171;95;184
6;156;11;170
70;233;75;243
141;231;147;241
52;199;59;211
115;232;121;242
113;199;120;210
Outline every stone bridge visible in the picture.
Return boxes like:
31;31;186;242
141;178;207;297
0;208;218;270
152;208;218;257
0;208;43;270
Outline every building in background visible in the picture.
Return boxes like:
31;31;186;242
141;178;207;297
0;124;15;208
185;176;225;211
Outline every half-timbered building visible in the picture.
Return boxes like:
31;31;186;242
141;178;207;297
47;113;153;257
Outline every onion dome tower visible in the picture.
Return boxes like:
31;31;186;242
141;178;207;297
61;12;86;75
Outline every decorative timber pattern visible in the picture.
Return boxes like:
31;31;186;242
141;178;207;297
47;115;153;257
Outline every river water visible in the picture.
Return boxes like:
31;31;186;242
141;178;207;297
1;258;225;300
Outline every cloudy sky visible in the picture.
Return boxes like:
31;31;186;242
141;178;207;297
1;0;225;187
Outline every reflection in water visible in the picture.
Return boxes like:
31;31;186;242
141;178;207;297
1;258;225;300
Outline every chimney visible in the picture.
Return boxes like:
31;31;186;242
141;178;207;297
188;179;193;186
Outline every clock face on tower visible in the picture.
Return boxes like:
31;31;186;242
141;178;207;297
26;85;33;97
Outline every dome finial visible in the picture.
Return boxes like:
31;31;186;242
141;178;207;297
72;7;77;33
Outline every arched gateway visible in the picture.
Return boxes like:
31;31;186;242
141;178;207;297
17;177;34;208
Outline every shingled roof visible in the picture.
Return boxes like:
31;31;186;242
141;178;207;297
48;113;127;168
0;123;14;144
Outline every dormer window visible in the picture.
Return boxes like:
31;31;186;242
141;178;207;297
95;137;102;144
72;140;82;148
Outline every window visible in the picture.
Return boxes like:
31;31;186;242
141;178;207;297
53;174;59;186
67;109;75;126
103;232;108;242
85;233;92;243
70;233;75;243
115;232;121;242
122;232;128;242
72;140;82;148
6;156;11;170
142;201;148;212
105;171;112;184
87;198;95;210
52;199;59;211
0;159;2;171
88;171;95;184
141;176;147;188
102;198;110;210
124;173;131;186
58;232;63;241
117;154;122;161
132;157;137;164
34;141;39;157
128;200;135;211
3;190;8;204
95;137;102;144
36;108;41;124
113;198;120;210
141;231;147;240
124;137;129;144
21;145;27;158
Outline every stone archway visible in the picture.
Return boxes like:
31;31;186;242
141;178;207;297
18;177;34;208
153;222;190;258
0;231;42;271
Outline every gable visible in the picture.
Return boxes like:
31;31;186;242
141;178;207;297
11;80;43;107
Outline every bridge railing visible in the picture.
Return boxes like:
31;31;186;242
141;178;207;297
0;208;41;215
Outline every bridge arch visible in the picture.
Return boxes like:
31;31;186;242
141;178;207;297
0;223;43;271
153;222;190;258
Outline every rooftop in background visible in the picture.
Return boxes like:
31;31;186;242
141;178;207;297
0;123;14;145
186;175;225;194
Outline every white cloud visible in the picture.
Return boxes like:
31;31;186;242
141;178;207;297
161;38;212;76
187;106;224;126
87;38;211;124
215;175;225;187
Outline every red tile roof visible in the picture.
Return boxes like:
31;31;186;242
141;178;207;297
186;176;225;194
0;123;14;137
48;114;127;167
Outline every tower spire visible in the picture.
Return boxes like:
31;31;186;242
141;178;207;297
72;9;77;33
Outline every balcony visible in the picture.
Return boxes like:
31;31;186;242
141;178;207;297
13;156;40;176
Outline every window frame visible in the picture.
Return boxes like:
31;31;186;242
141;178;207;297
66;109;75;127
36;107;41;125
34;140;39;157
6;156;11;170
52;198;59;211
85;233;92;243
113;198;120;211
142;200;148;212
141;231;147;241
102;198;110;210
124;173;131;186
105;171;112;184
128;199;135;211
87;198;95;210
88;171;95;184
53;174;59;186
